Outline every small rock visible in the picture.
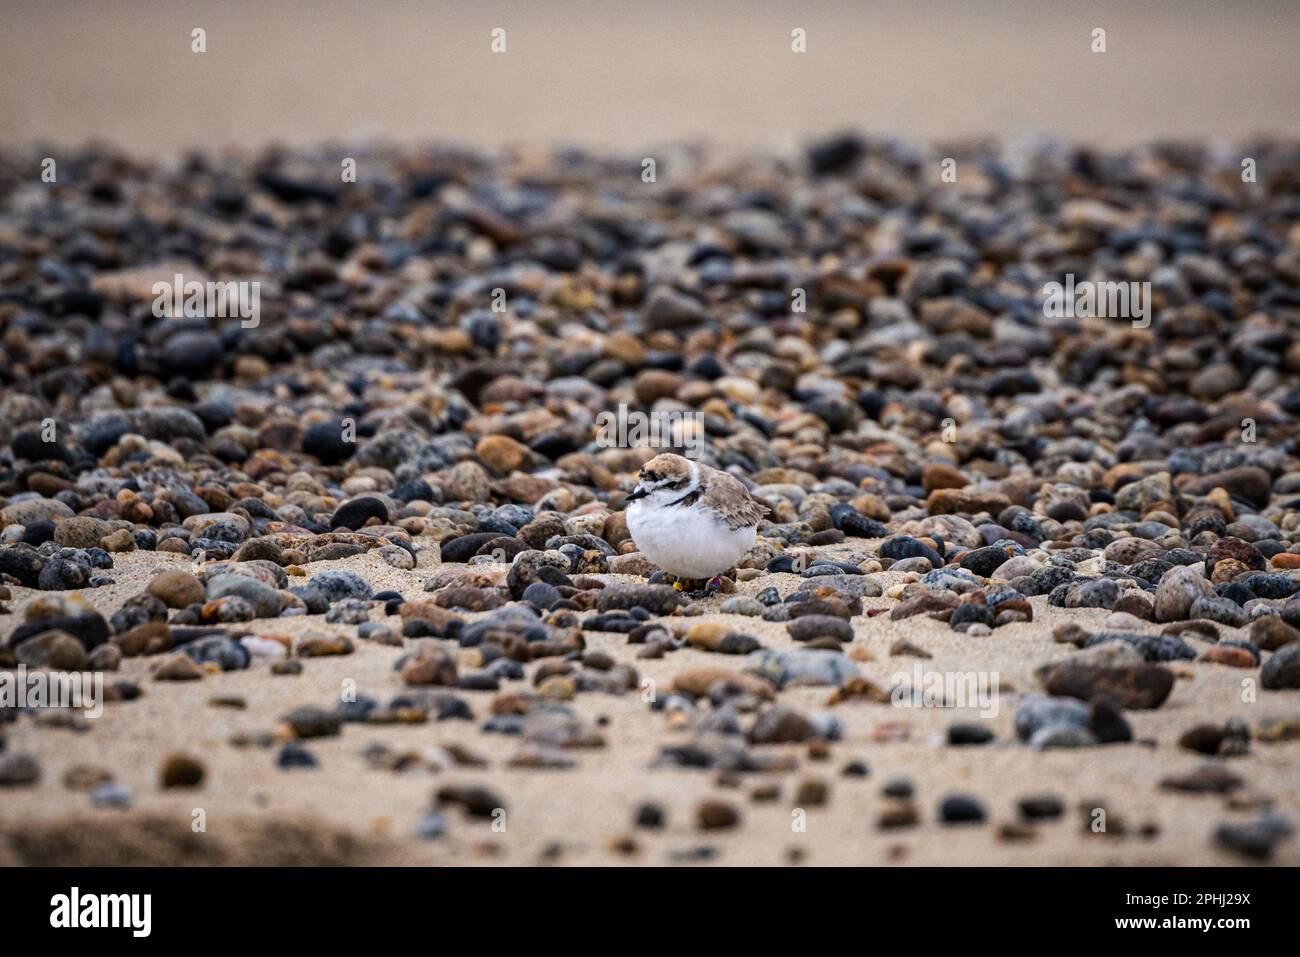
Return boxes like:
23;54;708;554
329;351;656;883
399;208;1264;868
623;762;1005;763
1037;659;1174;709
939;794;987;824
595;583;687;616
1160;764;1243;794
90;783;134;809
281;705;342;739
947;723;995;746
146;570;205;608
0;753;41;787
1249;616;1300;652
1261;644;1300;690
696;799;741;830
159;753;205;788
635;802;666;829
154;652;204;681
1018;794;1064;820
1213;815;1294;861
1153;565;1214;622
329;496;389;530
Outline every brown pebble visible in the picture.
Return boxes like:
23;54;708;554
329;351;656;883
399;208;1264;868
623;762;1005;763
696;799;741;830
750;783;781;803
794;778;830;807
63;765;114;791
878;801;920;830
209;695;248;709
160;753;205;788
1160;764;1243;794
153;652;203;681
1248;616;1300;652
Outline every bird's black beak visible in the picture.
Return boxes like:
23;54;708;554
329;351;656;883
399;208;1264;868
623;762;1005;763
625;485;648;502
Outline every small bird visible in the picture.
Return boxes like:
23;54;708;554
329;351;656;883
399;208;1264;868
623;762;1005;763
624;453;766;592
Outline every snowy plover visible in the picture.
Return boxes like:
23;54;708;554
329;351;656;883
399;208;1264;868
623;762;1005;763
624;453;766;592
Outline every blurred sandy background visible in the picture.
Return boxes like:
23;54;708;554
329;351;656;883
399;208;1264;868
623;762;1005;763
1;0;1297;156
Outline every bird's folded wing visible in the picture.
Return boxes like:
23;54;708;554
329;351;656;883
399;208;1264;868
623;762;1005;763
700;473;768;529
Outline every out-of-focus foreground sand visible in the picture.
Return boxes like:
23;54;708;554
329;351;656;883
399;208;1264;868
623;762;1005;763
2;551;1299;866
1;0;1298;156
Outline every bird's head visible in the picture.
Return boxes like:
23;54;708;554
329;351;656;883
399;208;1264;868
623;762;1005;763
625;453;697;507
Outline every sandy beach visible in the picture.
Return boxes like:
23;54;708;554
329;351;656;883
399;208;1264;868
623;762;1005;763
2;0;1298;156
1;3;1298;870
4;547;1298;867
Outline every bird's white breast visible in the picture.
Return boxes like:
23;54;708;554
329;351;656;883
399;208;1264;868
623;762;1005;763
625;501;756;578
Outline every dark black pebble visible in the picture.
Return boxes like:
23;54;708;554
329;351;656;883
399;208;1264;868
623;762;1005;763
635;802;666;829
1018;794;1065;821
441;532;509;563
939;794;987;824
960;545;1012;578
277;743;319;769
948;723;995;746
1213;815;1293;861
882;777;914;799
302;421;357;464
880;536;943;568
329;495;389;530
8;613;109;651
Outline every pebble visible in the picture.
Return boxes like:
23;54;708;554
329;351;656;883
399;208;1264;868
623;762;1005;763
1213;815;1294;861
786;616;853;644
206;574;282;619
749;705;820;744
0;753;41;787
635;802;666;829
596;584;687;616
878;802;920;830
1160;764;1243;795
719;596;764;617
1261;644;1300;690
1153;566;1214;622
277;742;320;769
146;570;205;608
281;706;342;739
1249;616;1300;652
1179;720;1250;757
415;811;447;840
436;784;505;819
696;799;741;830
1018;794;1064;821
948;723;995;746
1015;695;1090;742
794;778;829;807
159;753;205;788
939;794;987;825
154;652;205;681
882;777;914;799
745;649;860;688
329;496;389;530
1083;631;1197;662
686;622;762;655
1036;658;1174;709
14;631;89;670
90;782;134;809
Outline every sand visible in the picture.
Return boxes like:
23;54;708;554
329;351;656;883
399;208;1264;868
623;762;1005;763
2;0;1298;156
3;547;1298;866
